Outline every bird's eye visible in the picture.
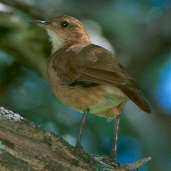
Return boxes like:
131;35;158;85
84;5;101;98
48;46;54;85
60;21;69;28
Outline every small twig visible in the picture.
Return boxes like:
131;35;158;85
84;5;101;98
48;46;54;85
123;156;152;170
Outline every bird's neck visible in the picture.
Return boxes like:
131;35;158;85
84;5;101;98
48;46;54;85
47;30;65;54
47;30;91;54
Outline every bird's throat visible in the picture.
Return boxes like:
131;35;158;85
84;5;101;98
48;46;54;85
47;30;65;53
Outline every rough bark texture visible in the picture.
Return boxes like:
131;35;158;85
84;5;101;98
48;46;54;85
0;107;151;171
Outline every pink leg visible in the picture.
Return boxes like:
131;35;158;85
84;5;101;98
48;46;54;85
76;109;89;150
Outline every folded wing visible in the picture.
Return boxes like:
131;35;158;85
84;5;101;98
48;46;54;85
52;44;151;113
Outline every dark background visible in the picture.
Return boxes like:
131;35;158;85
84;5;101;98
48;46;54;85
0;0;170;170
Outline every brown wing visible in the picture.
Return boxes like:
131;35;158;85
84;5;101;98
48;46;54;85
52;44;151;113
78;44;151;113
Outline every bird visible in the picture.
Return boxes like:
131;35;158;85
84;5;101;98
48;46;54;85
34;15;151;162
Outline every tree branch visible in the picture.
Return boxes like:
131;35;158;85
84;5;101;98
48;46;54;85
0;107;151;171
0;0;43;19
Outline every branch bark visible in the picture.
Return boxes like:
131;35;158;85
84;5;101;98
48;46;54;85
0;107;151;171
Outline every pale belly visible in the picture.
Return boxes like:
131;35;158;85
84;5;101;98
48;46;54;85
51;83;128;119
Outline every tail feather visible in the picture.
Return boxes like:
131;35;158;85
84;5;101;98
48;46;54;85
119;86;151;113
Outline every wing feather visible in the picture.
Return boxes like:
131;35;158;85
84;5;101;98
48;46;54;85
52;44;151;113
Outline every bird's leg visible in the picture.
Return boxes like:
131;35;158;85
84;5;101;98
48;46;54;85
99;115;121;167
76;109;89;152
110;114;121;162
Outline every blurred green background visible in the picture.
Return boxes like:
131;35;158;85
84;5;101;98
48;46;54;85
0;0;170;170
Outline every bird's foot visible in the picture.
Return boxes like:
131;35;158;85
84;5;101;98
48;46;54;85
75;142;85;154
94;155;151;171
92;154;120;169
102;153;120;167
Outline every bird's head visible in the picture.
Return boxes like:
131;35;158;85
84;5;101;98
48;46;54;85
34;16;91;53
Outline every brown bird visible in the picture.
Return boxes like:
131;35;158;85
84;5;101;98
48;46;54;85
34;15;151;161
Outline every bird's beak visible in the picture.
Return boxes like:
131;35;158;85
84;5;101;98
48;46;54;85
31;20;48;27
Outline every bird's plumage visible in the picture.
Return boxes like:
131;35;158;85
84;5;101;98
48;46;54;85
48;44;151;116
35;15;151;160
